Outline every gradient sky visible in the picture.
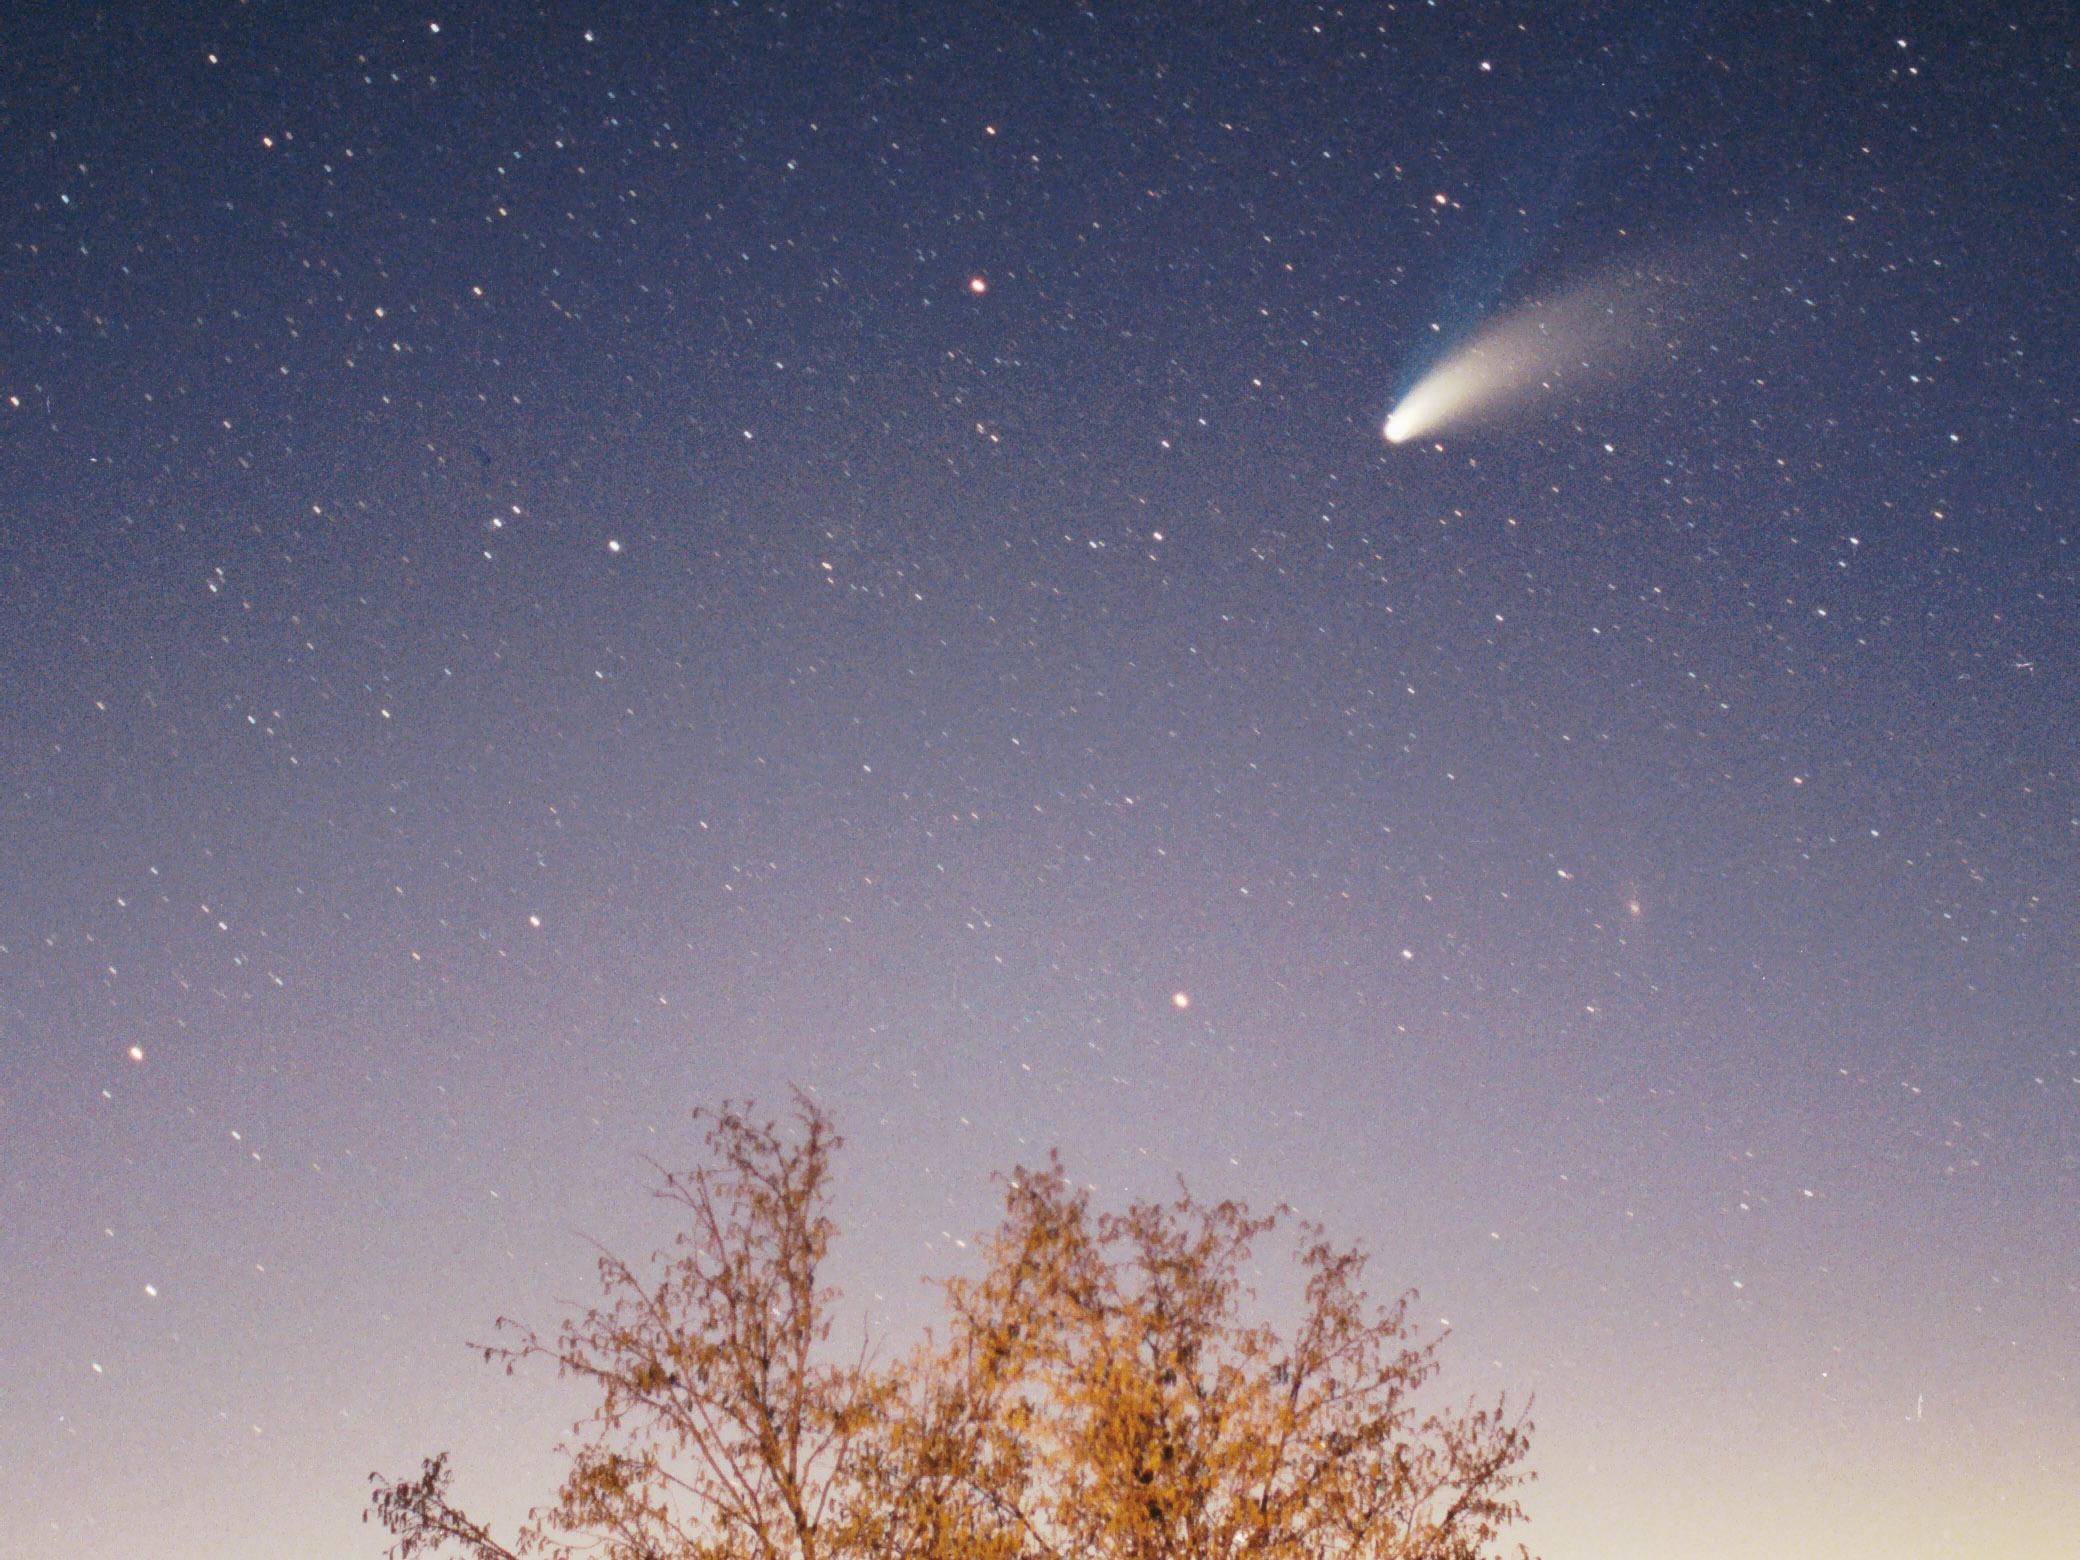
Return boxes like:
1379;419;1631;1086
3;4;2076;1557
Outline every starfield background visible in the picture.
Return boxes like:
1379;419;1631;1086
2;3;2075;1557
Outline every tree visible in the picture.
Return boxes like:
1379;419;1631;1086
370;1097;883;1560
370;1098;1537;1560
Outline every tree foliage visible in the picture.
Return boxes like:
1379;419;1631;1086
370;1096;1536;1560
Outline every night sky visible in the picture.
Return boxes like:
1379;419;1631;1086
4;4;2076;1557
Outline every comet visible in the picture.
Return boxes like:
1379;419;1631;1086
1381;269;1659;444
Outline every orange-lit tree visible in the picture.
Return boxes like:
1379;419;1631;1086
370;1098;1536;1560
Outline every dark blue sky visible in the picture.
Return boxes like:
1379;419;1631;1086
3;4;2075;1556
